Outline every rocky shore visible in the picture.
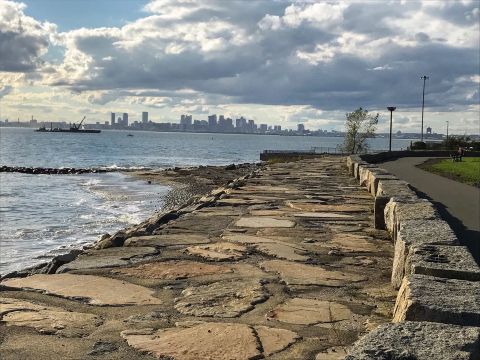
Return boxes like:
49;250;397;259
0;165;110;174
0;156;400;359
1;163;260;280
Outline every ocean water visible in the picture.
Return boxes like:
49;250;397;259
0;127;412;274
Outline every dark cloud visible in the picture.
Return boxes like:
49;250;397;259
2;0;478;119
0;30;48;72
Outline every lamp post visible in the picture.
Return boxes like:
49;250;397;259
420;75;429;142
387;106;396;152
446;121;449;142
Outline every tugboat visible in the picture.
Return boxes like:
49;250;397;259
36;116;101;133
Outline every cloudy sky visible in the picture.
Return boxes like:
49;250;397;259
0;0;478;133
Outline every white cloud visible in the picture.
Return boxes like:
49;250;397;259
0;0;478;133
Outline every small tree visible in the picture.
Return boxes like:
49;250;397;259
341;107;378;154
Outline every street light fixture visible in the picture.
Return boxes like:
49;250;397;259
420;75;429;142
387;106;396;152
446;121;449;142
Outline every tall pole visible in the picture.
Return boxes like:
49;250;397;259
387;107;396;152
420;75;429;142
446;121;449;142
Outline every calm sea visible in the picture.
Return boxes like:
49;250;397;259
0;127;412;274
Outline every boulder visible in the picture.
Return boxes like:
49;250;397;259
405;244;480;281
384;198;439;237
345;321;480;360
391;218;458;289
393;274;480;326
376;179;417;199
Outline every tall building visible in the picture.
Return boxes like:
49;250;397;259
208;114;217;130
259;124;268;133
111;112;115;126
142;112;148;124
123;113;128;127
297;123;305;133
236;117;247;131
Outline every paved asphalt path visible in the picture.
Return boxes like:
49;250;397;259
380;157;480;261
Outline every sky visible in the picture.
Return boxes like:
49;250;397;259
0;0;479;134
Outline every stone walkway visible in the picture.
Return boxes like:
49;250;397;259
0;157;395;360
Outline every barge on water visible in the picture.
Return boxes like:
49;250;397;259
36;116;101;133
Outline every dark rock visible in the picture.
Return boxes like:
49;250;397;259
88;341;118;356
95;231;127;249
225;164;236;170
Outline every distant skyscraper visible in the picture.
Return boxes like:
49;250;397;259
180;114;193;127
297;123;305;133
236;117;247;131
111;112;115;126
208;114;217;129
123;113;128;127
142;112;148;124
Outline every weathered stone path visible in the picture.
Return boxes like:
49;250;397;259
0;157;396;359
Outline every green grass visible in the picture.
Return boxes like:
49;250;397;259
418;157;480;187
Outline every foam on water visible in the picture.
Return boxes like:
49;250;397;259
0;171;169;275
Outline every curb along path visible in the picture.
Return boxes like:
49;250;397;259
1;157;396;360
345;154;480;359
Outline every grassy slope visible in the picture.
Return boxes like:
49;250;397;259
418;157;480;187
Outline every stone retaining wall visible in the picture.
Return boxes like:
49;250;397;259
345;154;480;359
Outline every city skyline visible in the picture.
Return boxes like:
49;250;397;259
0;0;478;134
2;110;466;140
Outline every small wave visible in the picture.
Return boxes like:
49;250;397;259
81;178;101;187
100;164;152;171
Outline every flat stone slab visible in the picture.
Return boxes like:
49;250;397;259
267;298;352;325
0;298;101;337
287;202;369;213
1;274;162;306
391;218;459;289
222;233;277;244
124;234;210;247
235;217;295;228
217;198;270;205
393;274;480;326
345;321;480;360
121;323;261;360
293;212;355;219
174;279;268;317
56;246;157;273
255;242;309;261
112;260;233;279
185;242;247;261
330;233;380;253
405;244;480;281
260;260;366;287
254;325;299;356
